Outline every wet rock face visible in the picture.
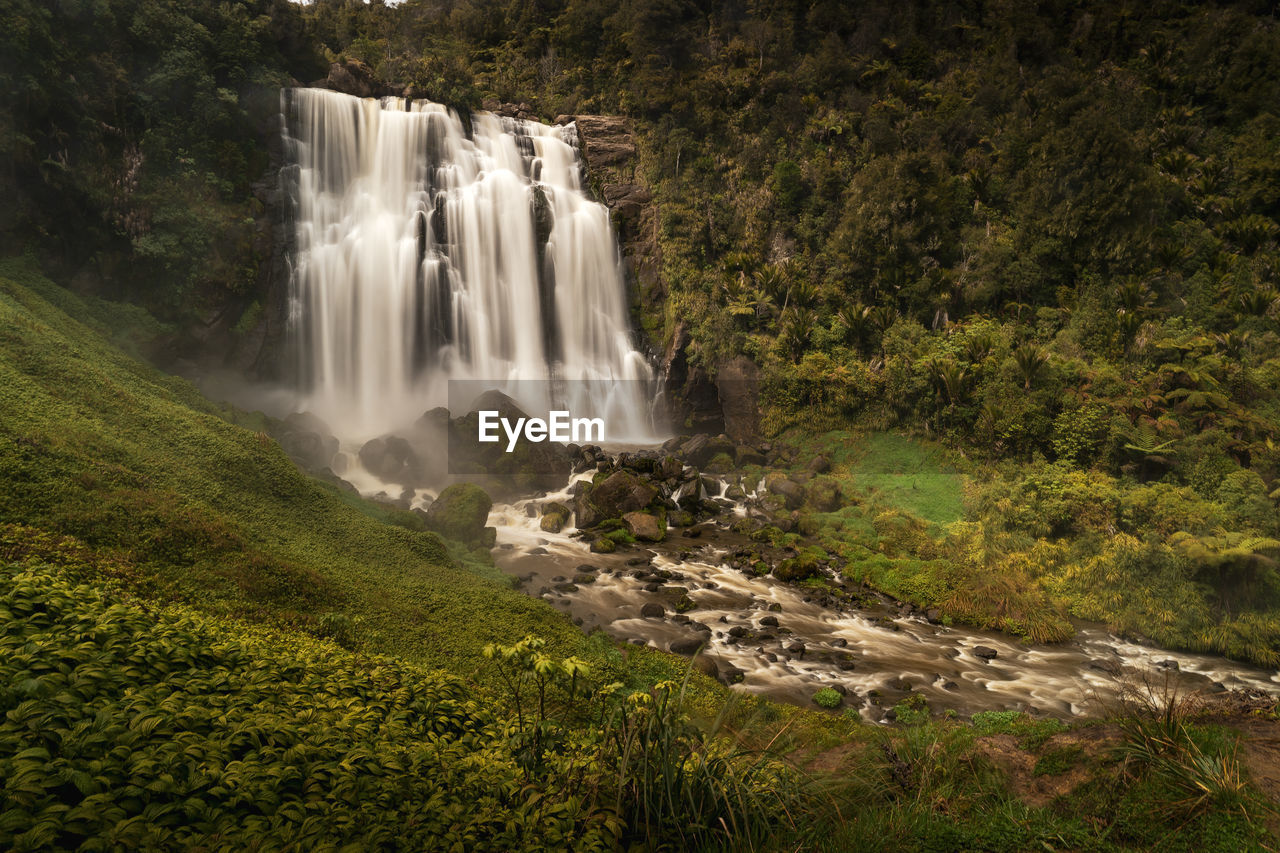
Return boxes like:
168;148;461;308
273;412;340;473
716;356;760;444
556;115;657;296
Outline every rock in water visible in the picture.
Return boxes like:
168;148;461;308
575;470;658;528
424;483;493;545
623;511;665;542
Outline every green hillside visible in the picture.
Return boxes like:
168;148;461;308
0;257;580;666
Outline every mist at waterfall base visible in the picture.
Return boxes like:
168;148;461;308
282;87;659;453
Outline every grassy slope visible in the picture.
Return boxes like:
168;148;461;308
0;562;618;851
0;257;582;668
772;428;1078;643
1;259;1275;850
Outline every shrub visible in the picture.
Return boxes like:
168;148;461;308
813;687;843;708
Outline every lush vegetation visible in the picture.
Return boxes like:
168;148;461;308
4;0;1280;847
1;0;323;317
267;0;1280;665
3;551;1274;851
0;256;585;666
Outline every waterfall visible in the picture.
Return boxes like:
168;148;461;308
281;88;656;442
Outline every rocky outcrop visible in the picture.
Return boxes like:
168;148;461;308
554;114;664;326
717;356;761;444
316;59;404;99
661;322;725;435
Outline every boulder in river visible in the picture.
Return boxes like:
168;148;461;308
640;602;666;618
275;412;340;473
359;435;421;484
576;469;658;528
623;510;666;542
424;483;493;544
670;635;706;656
719;666;747;685
1089;658;1122;676
973;645;999;661
540;501;571;533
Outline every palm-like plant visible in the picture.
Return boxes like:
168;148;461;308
962;330;997;364
835;302;872;350
1237;287;1279;317
1222;214;1279;254
780;307;817;359
926;358;971;409
1012;342;1049;390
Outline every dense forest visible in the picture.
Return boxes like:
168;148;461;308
3;0;1280;849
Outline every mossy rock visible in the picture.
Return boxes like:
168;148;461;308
623;510;666;542
804;476;842;512
774;552;820;583
812;687;843;709
704;452;735;474
540;501;571;533
669;510;695;528
576;470;659;528
424;483;493;545
590;536;617;553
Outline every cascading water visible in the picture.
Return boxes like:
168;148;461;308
281;88;655;442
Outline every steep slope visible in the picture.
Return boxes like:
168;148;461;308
0;257;581;666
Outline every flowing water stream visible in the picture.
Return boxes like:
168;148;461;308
488;469;1280;721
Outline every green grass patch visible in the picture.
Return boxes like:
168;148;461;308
970;711;1068;750
1034;744;1084;775
784;429;965;526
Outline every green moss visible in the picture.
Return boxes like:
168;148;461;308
812;687;842;709
971;711;1067;750
424;482;493;543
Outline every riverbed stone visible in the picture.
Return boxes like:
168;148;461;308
423;482;492;544
576;470;658;527
719;666;747;685
640;602;665;618
973;645;998;661
1089;658;1122;675
623;510;666;542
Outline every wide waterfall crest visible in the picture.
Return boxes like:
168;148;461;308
282;88;655;441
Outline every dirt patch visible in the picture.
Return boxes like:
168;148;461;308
972;727;1120;808
798;742;867;775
